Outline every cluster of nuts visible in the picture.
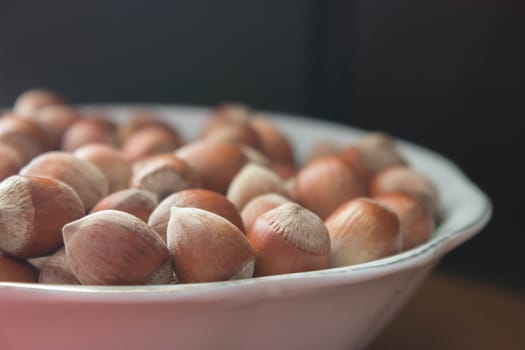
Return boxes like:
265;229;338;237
0;88;439;286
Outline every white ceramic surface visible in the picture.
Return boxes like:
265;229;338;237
0;105;491;350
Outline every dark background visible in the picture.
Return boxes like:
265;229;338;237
1;1;523;289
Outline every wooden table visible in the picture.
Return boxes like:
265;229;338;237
368;272;525;349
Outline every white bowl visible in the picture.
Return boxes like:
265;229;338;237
0;105;491;350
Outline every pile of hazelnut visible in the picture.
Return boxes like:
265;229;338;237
0;89;439;286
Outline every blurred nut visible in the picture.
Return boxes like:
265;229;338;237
201;103;252;135
306;140;341;164
226;163;289;210
131;153;199;200
241;193;291;232
175;140;247;193
61;118;118;152
0;252;39;282
167;206;254;283
13;88;65;117
369;166;440;215
20;151;109;210
0;114;50;163
295;156;366;220
375;192;435;251
354;132;407;176
148;188;245;241
32;105;81;150
202;123;264;153
326;198;402;267
90;189;158;222
0;175;84;258
63;210;171;285
0;141;23;181
118;110;177;143
38;247;80;285
74;143;132;193
338;145;372;184
247;203;330;276
251;115;295;168
122;126;182;162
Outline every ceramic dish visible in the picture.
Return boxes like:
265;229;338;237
0;105;491;350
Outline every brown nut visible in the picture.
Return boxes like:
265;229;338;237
295;156;366;220
354;132;407;176
369;166;440;215
338;145;372;185
0;252;39;282
63;210;171;285
0;175;85;258
175;140;247;193
74;143;132;193
61;118;118;152
247;203;330;276
250;115;295;168
375;192;435;250
240;193;291;232
148;189;245;241
13;88;65;117
306;140;341;164
0;142;23;181
325;198;402;267
38;247;80;285
131;153;199;200
122;126;182;162
201;103;252;135
90;189;158;222
167;206;255;283
32;105;81;150
118;111;177;143
20;151;109;210
0;114;50;163
202;123;264;153
226;163;289;210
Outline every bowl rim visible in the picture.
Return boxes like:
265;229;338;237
0;104;492;301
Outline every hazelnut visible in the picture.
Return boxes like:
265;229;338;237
239;145;271;167
295;156;366;220
175;140;247;193
118;110;177;143
91;189;158;222
38;247;80;285
201;103;252;135
226;163;289;210
354;132;407;175
167;207;255;283
272;163;296;180
0;114;50;163
369;166;440;215
326;198;402;267
338;145;372;184
61;118;118;152
20;151;109;210
122;126;182;162
247;203;330;276
0;175;85;258
32;105;81;150
131;153;199;200
375;192;435;250
13;88;65;117
0;141;23;181
0;252;39;282
74;143;132;193
240;193;291;232
306;140;341;164
250;115;295;168
63;210;171;285
148;188;245;241
202;123;264;153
